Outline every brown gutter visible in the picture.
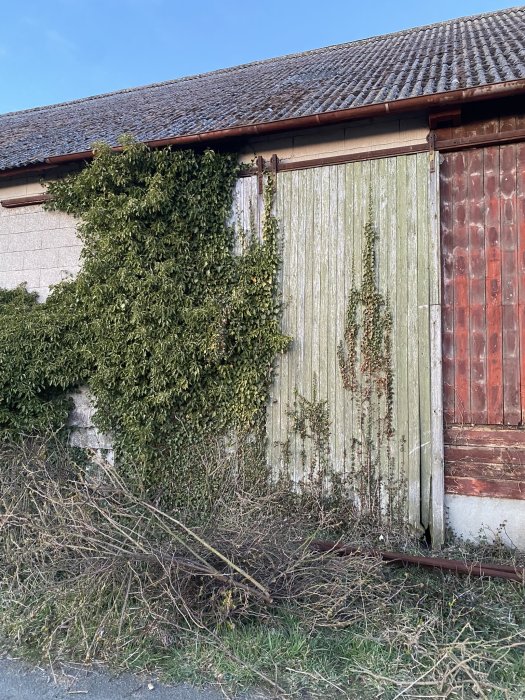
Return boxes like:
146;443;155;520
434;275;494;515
0;163;57;180
39;78;525;168
46;149;96;164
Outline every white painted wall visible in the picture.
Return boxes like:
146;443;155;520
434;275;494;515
446;494;525;550
238;115;428;163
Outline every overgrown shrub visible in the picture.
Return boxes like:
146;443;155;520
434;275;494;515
0;141;289;499
0;285;85;437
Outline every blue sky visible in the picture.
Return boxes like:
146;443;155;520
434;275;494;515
0;0;517;114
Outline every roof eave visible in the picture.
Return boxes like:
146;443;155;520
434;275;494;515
2;78;525;178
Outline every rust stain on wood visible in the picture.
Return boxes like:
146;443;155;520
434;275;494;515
441;140;525;429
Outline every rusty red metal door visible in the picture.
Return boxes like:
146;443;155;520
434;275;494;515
440;141;525;500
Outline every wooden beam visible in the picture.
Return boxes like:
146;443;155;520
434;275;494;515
0;193;50;208
445;425;525;447
445;476;525;499
436;128;525;152
445;461;525;481
238;143;428;177
445;444;525;466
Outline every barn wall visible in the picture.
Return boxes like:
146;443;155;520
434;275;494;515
1;149;436;533
0;178;102;449
438;131;525;549
236;152;434;530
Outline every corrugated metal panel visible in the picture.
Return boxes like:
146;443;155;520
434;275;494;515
235;153;433;528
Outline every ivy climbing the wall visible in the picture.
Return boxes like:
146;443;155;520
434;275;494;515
337;207;403;521
0;283;89;437
337;208;394;435
0;140;289;500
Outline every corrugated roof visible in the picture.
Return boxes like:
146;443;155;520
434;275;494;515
1;6;524;171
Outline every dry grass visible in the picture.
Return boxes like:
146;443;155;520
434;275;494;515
0;437;524;698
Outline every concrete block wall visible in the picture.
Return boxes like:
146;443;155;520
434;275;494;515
446;494;525;550
0;178;106;453
0;183;81;300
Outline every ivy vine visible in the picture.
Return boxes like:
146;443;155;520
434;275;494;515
337;208;394;435
0;140;289;500
337;208;402;520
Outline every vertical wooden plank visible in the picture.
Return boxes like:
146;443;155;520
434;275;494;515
417;152;432;529
518;141;525;425
377;158;389;305
286;170;299;477
376;158;389;491
335;164;347;474
485;145;504;424
318;167;330;432
302;167;315;482
452;151;471;423
430;307;445;546
350;161;366;482
353;161;364;294
266;176;276;467
327;166;339;470
343;162;356;473
312;167;322;406
468;148;488;424
429;153;445;548
272;173;289;473
440;153;455;426
386;156;399;483
295;170;307;401
395;156;409;491
500;143;521;425
406;155;421;527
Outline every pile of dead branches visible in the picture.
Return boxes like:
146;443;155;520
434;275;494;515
0;439;391;651
0;438;523;698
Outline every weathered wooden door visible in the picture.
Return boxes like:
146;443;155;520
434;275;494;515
237;153;436;532
440;142;525;500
